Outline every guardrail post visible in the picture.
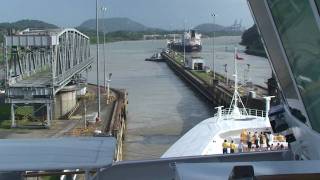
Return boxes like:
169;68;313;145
46;103;51;128
11;104;16;128
263;96;275;121
215;106;224;120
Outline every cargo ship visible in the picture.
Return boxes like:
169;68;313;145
167;29;202;52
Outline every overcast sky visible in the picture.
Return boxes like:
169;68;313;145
0;0;254;29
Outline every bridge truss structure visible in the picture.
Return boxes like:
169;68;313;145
4;28;93;127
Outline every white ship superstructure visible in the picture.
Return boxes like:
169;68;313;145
182;30;202;47
167;29;202;52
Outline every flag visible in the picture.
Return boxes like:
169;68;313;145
236;52;244;60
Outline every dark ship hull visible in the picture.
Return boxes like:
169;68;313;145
168;43;202;52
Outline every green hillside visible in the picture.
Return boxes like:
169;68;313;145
78;17;161;33
0;19;58;43
240;24;266;57
0;19;58;30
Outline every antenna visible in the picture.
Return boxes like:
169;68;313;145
227;47;248;118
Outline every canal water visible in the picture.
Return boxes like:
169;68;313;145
88;36;271;160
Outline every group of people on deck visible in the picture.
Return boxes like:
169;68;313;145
222;140;237;154
222;129;287;154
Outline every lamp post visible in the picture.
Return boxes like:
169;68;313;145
107;73;112;104
211;12;216;79
243;63;251;85
247;63;251;83
96;0;101;118
83;96;88;129
183;20;186;66
101;6;107;91
224;64;228;85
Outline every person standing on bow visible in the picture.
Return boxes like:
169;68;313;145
222;140;230;154
230;140;237;153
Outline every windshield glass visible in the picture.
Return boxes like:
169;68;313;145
267;0;320;133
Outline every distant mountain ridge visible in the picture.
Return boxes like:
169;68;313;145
78;17;162;32
0;18;240;34
0;18;242;44
0;19;59;43
0;19;58;30
194;23;226;33
79;18;240;33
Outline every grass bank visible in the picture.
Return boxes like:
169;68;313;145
0;105;36;129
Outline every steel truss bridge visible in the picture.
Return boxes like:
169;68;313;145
4;28;93;127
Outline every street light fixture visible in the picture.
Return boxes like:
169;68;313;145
96;0;101;118
183;20;186;66
107;73;112;104
246;63;251;84
224;64;228;85
211;12;216;79
101;6;107;91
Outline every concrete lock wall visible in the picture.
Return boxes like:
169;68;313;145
54;86;77;119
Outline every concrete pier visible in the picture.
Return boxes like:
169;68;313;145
54;85;77;119
0;84;128;161
64;84;128;161
105;88;128;160
162;52;270;110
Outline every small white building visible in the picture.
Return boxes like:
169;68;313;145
185;57;205;71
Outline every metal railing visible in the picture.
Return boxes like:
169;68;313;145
214;108;266;118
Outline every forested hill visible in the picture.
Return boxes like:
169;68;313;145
240;24;267;57
78;17;162;32
0;19;58;30
0;20;58;43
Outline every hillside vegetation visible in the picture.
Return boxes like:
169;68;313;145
240;25;266;57
0;18;244;45
0;19;58;30
194;23;226;32
0;19;58;44
78;17;159;32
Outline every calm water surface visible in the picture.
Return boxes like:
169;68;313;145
88;36;271;160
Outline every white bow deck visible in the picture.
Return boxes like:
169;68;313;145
162;49;275;158
162;108;271;158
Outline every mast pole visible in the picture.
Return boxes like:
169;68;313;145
234;47;238;109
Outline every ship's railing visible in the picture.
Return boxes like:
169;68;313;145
215;108;266;119
242;108;266;117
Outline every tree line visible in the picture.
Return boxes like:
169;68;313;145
240;24;267;57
